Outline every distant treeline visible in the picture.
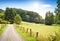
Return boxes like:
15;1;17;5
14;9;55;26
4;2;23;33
14;8;44;23
0;8;44;24
0;0;60;25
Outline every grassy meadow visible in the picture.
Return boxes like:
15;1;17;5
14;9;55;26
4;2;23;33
15;21;60;41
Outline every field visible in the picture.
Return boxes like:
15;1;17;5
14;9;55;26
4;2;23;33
15;21;60;41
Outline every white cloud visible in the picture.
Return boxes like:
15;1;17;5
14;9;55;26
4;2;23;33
30;2;52;8
41;4;52;8
7;2;53;19
23;2;52;19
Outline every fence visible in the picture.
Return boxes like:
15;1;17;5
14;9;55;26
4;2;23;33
19;25;39;41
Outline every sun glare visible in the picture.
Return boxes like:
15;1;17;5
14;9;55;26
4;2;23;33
33;2;39;9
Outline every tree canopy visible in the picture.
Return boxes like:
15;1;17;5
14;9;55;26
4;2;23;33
15;8;42;23
56;0;60;24
5;8;16;24
0;8;44;24
45;11;54;25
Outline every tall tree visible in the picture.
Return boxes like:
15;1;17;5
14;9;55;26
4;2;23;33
5;7;16;24
45;11;54;25
56;0;60;24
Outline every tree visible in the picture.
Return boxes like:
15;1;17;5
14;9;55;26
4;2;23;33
5;7;16;24
5;8;42;24
40;19;45;24
45;11;54;25
54;8;58;24
55;0;60;24
0;9;4;13
15;8;42;23
14;14;22;24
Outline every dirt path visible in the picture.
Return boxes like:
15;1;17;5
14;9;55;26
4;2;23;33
0;24;25;41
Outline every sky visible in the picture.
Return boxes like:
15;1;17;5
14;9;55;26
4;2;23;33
0;0;57;18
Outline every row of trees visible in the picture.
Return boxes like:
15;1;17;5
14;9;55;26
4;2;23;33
5;8;16;24
4;8;22;24
0;8;44;24
0;8;59;25
0;0;60;25
4;8;43;24
45;0;60;25
0;9;8;24
14;8;43;23
56;0;60;24
3;7;57;25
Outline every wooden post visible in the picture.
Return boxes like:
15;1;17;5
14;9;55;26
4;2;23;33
23;27;25;33
36;32;38;38
26;28;28;33
36;32;39;41
30;29;32;36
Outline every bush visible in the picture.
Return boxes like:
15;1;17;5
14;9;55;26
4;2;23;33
14;14;22;24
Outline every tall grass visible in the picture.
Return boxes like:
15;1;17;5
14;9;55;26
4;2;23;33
15;21;60;41
14;24;36;41
0;24;7;35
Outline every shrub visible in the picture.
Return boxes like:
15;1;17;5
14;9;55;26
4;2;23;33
14;14;22;24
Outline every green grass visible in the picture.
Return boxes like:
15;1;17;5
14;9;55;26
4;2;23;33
14;24;36;41
0;24;7;36
21;22;60;41
15;21;60;41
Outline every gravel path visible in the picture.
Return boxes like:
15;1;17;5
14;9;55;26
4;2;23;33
0;24;25;41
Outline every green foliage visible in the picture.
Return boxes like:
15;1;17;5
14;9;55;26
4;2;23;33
0;8;43;24
14;8;42;23
0;18;10;24
0;12;10;24
0;9;4;13
45;11;54;25
40;19;45;24
0;12;4;19
56;0;60;24
14;14;22;24
4;7;16;24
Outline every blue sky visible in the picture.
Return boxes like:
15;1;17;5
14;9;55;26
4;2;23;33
0;0;57;18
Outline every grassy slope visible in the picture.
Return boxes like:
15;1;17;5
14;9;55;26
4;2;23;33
14;24;36;41
0;24;7;36
21;22;60;35
20;22;60;41
15;21;60;41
